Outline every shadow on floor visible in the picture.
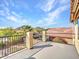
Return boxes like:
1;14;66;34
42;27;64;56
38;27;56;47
25;57;36;59
33;44;53;49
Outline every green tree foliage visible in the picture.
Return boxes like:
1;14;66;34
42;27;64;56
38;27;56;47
18;25;33;31
35;27;45;33
0;25;45;36
0;27;16;36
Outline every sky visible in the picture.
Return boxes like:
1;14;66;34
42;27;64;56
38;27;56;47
0;0;71;28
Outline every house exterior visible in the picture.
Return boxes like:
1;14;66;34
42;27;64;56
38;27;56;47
70;0;79;53
47;28;73;44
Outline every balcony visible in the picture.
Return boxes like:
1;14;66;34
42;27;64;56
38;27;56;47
0;32;79;59
1;42;79;59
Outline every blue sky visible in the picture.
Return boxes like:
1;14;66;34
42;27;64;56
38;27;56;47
0;0;71;28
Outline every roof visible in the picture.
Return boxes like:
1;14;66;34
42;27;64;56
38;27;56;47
47;28;73;34
70;0;79;22
47;28;74;38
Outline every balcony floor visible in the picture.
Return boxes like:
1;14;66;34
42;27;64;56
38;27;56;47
2;42;79;59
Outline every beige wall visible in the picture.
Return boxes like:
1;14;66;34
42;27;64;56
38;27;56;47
74;20;79;54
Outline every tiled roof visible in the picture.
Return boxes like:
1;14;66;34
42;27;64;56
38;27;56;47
47;28;73;34
47;28;74;38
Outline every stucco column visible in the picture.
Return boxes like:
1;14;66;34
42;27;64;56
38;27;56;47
26;32;33;49
42;31;46;42
72;25;75;45
74;20;78;45
74;20;79;54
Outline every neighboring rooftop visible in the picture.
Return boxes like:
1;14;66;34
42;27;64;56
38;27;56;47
47;27;73;33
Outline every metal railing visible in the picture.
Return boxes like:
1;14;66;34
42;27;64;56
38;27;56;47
0;32;43;58
0;35;26;58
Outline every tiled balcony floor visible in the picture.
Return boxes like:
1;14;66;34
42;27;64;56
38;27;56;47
1;42;79;59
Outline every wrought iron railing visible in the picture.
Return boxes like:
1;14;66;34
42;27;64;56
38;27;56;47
0;35;26;58
0;32;42;58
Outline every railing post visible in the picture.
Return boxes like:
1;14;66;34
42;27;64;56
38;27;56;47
42;31;46;42
26;32;33;49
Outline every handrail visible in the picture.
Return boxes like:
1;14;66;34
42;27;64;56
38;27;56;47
0;34;26;38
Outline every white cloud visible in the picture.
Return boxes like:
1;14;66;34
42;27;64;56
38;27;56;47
6;15;30;27
36;0;70;28
0;4;10;16
11;11;20;17
40;0;56;12
0;3;29;25
11;12;29;24
48;5;68;19
0;0;31;28
37;5;69;27
7;16;17;22
38;0;69;12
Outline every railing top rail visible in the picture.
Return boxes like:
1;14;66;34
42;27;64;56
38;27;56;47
0;34;26;38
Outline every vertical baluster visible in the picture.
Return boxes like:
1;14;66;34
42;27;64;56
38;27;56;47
3;37;4;57
16;35;18;51
20;35;22;49
16;36;18;50
11;36;14;53
18;35;19;50
3;37;5;56
8;36;10;55
13;36;14;53
13;36;15;53
9;37;12;54
9;36;11;54
5;37;7;56
17;35;19;50
22;35;23;48
14;36;15;52
7;37;9;55
1;37;3;57
6;37;8;55
18;36;20;50
20;35;21;50
14;35;16;52
2;37;3;57
14;35;17;52
22;35;23;49
16;35;18;52
24;35;26;48
4;37;6;56
24;35;25;48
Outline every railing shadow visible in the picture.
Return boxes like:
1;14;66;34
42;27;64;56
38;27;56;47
25;45;52;59
33;44;53;49
25;57;36;59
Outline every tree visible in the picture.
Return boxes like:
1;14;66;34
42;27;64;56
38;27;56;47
35;27;45;33
0;27;16;36
16;25;33;35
